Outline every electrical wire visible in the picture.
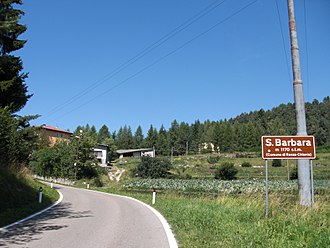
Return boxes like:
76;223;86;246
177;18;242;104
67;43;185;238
303;0;310;101
39;0;227;121
48;0;258;123
274;0;291;83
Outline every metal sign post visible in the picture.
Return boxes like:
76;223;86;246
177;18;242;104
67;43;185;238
265;160;269;219
310;160;314;207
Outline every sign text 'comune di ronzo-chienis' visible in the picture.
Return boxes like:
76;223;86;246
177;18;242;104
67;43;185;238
261;136;316;160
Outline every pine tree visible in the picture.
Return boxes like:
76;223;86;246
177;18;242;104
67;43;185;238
143;125;158;148
133;125;144;148
156;125;170;155
97;124;111;143
0;0;31;112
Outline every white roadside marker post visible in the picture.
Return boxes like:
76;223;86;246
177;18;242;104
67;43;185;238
152;188;156;205
38;187;43;203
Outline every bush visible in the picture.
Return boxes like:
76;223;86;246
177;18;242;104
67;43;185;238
290;167;298;180
272;159;282;167
133;156;172;179
207;156;220;164
241;162;252;167
92;177;103;187
215;162;238;180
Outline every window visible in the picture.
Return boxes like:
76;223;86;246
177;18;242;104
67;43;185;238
94;151;103;158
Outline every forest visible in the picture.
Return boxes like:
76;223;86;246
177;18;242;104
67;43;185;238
75;96;330;157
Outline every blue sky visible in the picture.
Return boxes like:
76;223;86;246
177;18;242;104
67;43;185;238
17;0;330;134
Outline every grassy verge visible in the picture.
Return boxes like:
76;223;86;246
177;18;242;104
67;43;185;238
96;182;329;248
153;193;330;247
0;168;59;227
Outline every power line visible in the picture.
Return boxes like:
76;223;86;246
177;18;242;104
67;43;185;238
39;0;227;121
48;0;258;123
303;0;310;101
274;0;291;83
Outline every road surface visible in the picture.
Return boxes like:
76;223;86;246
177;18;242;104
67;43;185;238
0;184;175;248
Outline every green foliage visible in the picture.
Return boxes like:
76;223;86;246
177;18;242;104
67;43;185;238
30;131;98;179
207;156;220;164
0;108;38;168
241;162;252;167
124;178;330;194
116;125;133;149
30;141;74;178
0;168;58;227
127;192;330;248
97;124;111;143
272;159;282;167
215;162;238;180
290;167;298;180
0;0;31;113
133;156;171;179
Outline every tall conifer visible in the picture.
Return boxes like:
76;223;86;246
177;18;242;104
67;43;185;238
0;0;31;112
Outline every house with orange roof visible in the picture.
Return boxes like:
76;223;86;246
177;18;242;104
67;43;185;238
40;125;73;146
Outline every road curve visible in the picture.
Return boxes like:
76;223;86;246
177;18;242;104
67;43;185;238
0;184;176;248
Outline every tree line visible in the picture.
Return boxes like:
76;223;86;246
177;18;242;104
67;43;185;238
1;1;329;178
76;97;330;157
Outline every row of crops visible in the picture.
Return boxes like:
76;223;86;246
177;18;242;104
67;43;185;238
123;179;330;194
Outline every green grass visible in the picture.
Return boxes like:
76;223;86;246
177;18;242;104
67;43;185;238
98;185;330;248
0;168;59;227
105;153;330;246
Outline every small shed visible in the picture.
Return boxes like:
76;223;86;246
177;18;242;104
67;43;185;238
116;148;155;159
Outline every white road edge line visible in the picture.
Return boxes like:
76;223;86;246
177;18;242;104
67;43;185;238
75;187;179;248
0;190;64;231
1;184;178;248
109;193;179;248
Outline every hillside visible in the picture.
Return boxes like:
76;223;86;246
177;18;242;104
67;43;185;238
110;97;330;156
0;168;58;227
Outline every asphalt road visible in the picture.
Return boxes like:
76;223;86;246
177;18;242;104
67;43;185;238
0;185;175;248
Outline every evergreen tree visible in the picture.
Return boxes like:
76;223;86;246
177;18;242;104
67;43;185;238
156;125;170;155
116;125;133;149
89;125;98;143
143;125;158;148
0;0;31;112
190;120;203;154
0;1;38;170
97;124;111;143
168;120;180;155
103;137;117;161
177;122;191;155
133;125;144;148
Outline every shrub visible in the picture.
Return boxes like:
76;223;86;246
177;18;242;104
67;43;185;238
272;159;282;167
207;156;220;164
185;174;192;179
92;177;103;187
215;162;238;180
290;167;298;180
133;156;172;179
241;162;252;167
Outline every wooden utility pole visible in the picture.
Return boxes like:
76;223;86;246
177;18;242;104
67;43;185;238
287;0;312;206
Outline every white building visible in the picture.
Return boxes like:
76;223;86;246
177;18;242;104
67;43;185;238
116;148;155;159
93;144;109;167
